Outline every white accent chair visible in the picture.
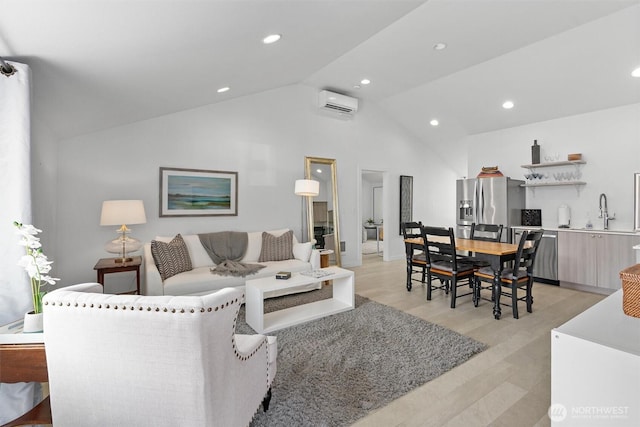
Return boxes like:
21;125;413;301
42;283;276;427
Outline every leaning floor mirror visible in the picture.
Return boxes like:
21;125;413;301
305;156;341;267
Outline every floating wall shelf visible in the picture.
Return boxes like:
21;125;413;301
521;181;586;188
521;160;587;194
521;160;586;169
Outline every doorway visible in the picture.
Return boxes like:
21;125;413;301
361;170;384;261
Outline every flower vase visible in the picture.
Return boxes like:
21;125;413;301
23;311;44;333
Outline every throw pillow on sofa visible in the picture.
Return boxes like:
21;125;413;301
258;230;294;262
151;234;193;280
292;241;313;263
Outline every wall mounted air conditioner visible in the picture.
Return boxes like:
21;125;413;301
318;90;358;115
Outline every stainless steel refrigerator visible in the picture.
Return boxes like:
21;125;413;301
456;177;525;241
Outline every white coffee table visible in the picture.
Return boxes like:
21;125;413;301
245;266;355;333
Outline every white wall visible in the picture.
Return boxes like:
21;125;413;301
466;103;640;231
49;84;456;287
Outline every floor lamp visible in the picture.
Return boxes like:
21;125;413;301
294;179;319;243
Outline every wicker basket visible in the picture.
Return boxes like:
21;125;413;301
620;264;640;318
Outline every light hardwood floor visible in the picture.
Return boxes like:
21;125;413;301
348;255;605;427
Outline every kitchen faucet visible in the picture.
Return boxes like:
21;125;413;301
598;193;615;230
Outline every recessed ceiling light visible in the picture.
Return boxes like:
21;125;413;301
360;78;371;85
430;119;439;126
632;67;640;78
217;87;230;93
263;34;281;44
316;169;322;174
502;100;514;109
433;43;447;51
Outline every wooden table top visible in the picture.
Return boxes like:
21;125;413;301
94;255;142;270
405;237;520;256
0;342;48;383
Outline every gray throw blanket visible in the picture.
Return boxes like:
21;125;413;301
198;231;265;277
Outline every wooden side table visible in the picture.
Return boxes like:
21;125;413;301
319;249;334;285
93;256;142;295
319;249;333;268
0;342;51;426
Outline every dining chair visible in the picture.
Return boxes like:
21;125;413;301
461;223;504;268
421;225;475;308
471;223;504;242
473;229;544;318
402;221;424;291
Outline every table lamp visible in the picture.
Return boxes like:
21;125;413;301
100;200;147;263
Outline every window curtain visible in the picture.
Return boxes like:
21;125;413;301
0;60;36;423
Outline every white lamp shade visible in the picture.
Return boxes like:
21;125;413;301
100;200;147;226
294;179;319;197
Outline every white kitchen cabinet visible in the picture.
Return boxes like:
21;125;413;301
551;291;640;426
558;231;640;290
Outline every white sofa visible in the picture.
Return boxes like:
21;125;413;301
143;228;321;296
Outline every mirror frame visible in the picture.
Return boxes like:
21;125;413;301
305;156;341;267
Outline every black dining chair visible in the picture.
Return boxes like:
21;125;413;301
402;221;424;291
421;225;475;308
471;223;504;242
473;229;544;318
463;223;504;268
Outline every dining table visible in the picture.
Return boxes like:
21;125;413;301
404;236;521;319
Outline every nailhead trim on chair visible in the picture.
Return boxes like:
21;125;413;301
45;297;242;314
44;292;273;427
45;295;270;365
47;293;274;418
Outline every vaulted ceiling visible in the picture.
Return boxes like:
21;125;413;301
2;0;639;151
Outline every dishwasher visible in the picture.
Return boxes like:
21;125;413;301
513;229;559;285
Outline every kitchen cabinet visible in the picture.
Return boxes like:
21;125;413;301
558;231;640;290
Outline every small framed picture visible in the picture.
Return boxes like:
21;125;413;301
159;167;238;217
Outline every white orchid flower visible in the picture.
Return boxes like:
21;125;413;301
17;236;42;249
18;255;40;277
14;222;42;236
34;254;53;273
14;221;59;314
41;275;60;285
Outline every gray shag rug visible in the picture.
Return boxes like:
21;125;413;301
236;286;487;427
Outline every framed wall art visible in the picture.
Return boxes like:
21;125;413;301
159;167;238;217
399;175;413;234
